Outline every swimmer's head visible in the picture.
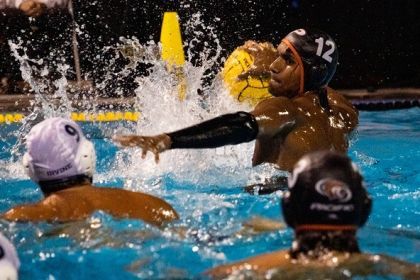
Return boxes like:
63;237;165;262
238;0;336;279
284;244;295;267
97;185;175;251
282;28;338;94
0;233;20;280
282;150;371;233
23;117;96;194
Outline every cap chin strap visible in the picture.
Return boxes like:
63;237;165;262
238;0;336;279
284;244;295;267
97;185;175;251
282;39;305;95
295;224;357;233
317;87;330;111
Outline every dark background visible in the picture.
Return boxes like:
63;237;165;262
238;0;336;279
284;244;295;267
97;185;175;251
76;0;420;90
2;0;420;91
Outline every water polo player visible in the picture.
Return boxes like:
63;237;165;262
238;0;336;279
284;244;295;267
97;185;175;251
113;29;358;177
207;151;419;279
1;117;178;226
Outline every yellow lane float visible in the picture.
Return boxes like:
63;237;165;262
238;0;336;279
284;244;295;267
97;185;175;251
0;112;139;124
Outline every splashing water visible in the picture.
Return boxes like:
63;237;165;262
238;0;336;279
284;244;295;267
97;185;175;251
92;13;283;190
3;11;282;197
7;39;76;161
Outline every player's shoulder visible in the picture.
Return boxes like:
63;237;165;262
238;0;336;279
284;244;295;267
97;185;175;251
327;87;353;105
253;96;295;112
327;87;358;113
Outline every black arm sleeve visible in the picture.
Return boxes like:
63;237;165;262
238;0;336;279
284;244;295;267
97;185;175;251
167;112;259;149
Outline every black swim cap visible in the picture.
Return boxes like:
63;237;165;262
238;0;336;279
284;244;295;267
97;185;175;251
282;151;371;231
282;29;338;93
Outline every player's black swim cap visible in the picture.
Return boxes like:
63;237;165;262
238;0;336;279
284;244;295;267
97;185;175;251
282;151;371;232
282;29;338;94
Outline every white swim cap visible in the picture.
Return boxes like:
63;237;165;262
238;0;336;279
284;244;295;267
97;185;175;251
0;233;20;280
23;117;96;183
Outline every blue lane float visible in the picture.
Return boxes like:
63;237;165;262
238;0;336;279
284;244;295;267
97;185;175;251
341;88;420;111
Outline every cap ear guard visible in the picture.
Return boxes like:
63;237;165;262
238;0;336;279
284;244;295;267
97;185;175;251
281;190;297;228
22;152;36;181
74;137;96;179
306;64;328;91
282;156;311;228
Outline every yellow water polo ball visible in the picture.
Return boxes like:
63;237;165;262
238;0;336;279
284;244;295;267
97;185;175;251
221;48;271;106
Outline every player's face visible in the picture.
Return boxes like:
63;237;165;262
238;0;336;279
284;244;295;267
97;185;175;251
269;42;301;98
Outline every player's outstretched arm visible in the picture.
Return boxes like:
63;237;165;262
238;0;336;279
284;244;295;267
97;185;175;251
113;112;259;162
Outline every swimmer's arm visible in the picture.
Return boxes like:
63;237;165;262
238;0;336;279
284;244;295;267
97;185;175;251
113;111;259;162
1;195;69;222
2;203;57;222
101;189;179;227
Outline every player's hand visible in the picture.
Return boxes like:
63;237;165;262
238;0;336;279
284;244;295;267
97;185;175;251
19;0;47;17
237;41;278;80
112;134;172;163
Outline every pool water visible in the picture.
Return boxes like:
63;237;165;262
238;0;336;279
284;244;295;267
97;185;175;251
0;108;419;279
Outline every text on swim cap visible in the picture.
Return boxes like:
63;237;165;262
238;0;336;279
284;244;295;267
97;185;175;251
310;203;354;212
46;163;72;177
314;37;335;63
